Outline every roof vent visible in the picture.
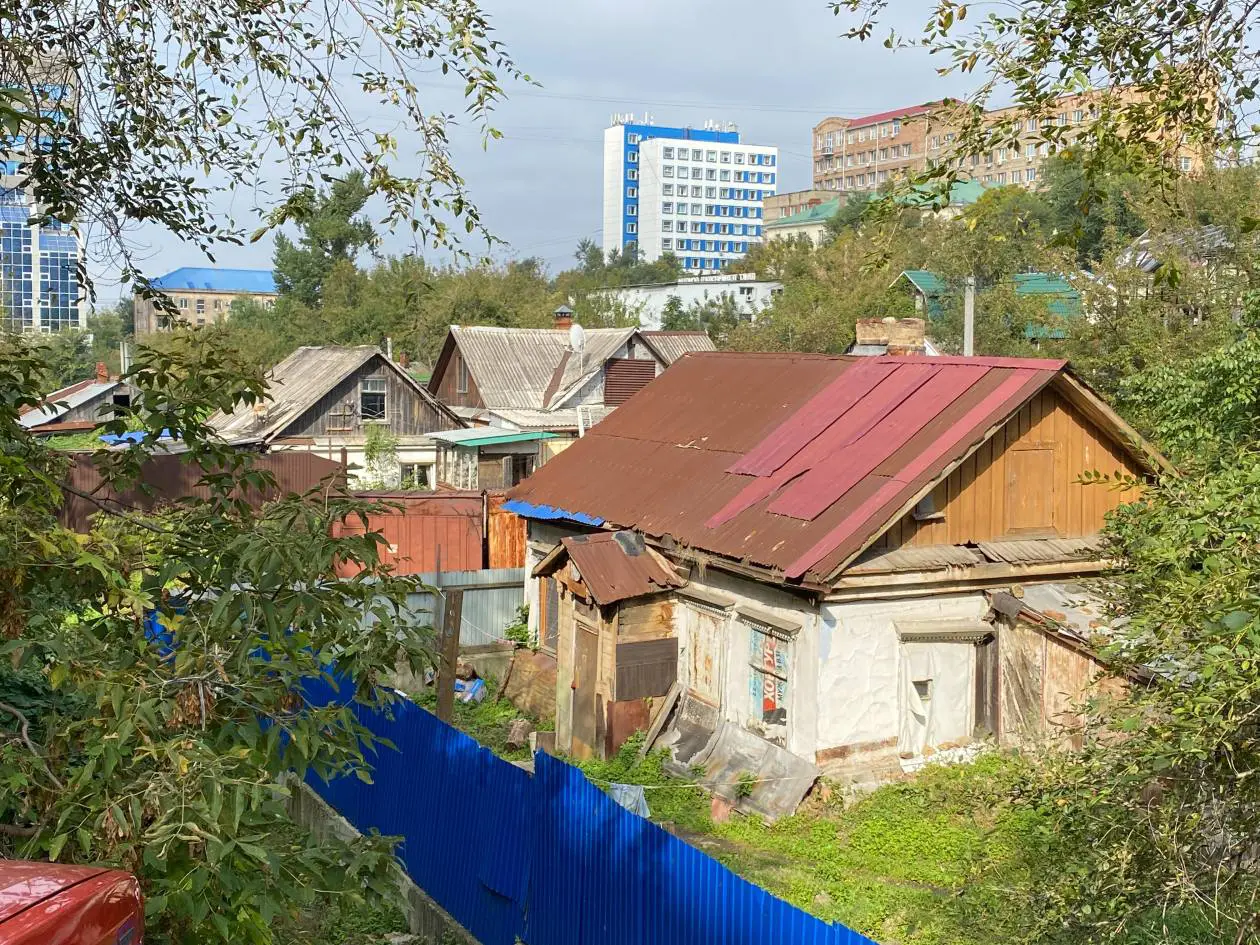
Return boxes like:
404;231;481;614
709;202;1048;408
613;530;645;557
554;304;574;330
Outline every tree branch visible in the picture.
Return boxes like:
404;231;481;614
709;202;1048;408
0;701;66;791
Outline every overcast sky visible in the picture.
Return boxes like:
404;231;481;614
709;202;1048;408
95;1;971;303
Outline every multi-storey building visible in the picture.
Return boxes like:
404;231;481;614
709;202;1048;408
762;189;833;225
602;117;779;274
0;81;86;333
134;267;278;334
812;91;1203;196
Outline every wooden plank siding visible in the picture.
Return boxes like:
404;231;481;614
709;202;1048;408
284;354;451;437
431;347;485;410
877;386;1145;550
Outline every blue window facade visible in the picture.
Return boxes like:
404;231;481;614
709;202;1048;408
39;230;80;331
0;191;82;331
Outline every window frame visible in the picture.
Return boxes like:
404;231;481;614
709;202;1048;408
360;375;388;422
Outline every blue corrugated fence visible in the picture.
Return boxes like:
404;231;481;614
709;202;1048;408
304;678;877;945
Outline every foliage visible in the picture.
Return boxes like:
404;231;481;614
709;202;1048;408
273;174;378;307
412;687;536;762
659;294;746;347
831;0;1233;214
360;424;400;490
0;0;523;307
0;329;436;944
502;604;531;648
1022;449;1260;945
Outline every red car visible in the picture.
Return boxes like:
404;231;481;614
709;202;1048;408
0;861;142;945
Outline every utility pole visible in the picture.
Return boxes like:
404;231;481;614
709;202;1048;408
963;276;976;357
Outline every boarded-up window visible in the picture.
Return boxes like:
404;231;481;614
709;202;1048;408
745;618;791;739
616;638;678;700
541;576;559;651
456;357;469;394
1005;448;1055;535
603;358;657;406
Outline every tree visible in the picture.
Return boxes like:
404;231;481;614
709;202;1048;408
273;174;378;306
1039;153;1150;266
0;0;520;309
0;330;434;943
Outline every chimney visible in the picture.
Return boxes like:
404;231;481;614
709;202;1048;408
855;318;890;349
885;317;926;356
553;304;574;330
95;361;109;383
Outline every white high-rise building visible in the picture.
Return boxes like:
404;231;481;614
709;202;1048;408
602;117;779;274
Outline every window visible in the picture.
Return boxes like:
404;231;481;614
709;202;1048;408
195;298;205;314
998;172;1008;183
661;238;672;250
1028;117;1040;131
746;617;792;743
662;220;673;233
627;151;638;163
706;150;717;162
662;166;674;178
662;184;674;196
719;169;730;181
626;222;637;234
706;168;716;181
691;148;702;160
719;187;729;199
361;376;387;420
626;186;637;198
1179;156;1193;172
879;148;888;160
627;168;638;181
847;131;856;144
1012;169;1023;183
626;204;637;216
880;124;889;137
734;152;745;164
399;463;429;489
676;204;687;215
705;186;716;198
1073;109;1084;123
626;132;641;144
846;175;855;188
691;203;701;214
1026;167;1037;182
178;297;188;310
692;167;705;179
1057;112;1068;126
720;151;731;163
662;146;674;159
661;202;673;214
691;185;702;197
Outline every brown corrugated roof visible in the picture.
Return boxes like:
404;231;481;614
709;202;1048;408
533;530;684;605
507;351;1131;585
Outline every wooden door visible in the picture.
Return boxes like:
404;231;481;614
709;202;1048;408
571;621;599;759
1005;448;1056;536
686;605;725;705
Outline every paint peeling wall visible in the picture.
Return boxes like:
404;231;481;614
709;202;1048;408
816;592;989;771
675;568;822;762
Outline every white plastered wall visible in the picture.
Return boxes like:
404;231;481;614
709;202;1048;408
817;592;989;759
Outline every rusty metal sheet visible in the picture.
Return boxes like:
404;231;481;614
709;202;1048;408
552;531;684;606
508;352;1065;585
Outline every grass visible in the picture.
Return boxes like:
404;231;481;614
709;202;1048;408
426;694;1057;945
411;678;549;764
281;897;409;945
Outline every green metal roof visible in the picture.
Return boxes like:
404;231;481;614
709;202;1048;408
899;270;949;297
896;269;1080;333
429;428;557;447
896;179;989;209
765;198;842;229
1010;272;1081;317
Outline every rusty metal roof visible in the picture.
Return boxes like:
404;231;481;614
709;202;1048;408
508;351;1082;585
534;530;684;605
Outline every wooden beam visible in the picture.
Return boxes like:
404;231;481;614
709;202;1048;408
823;559;1108;601
435;588;463;722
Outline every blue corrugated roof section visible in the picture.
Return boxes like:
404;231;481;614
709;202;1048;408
303;669;881;945
150;266;277;294
503;498;606;527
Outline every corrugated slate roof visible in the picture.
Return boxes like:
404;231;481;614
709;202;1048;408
446;325;636;410
637;331;716;365
150;267;277;294
508;352;1076;585
207;345;458;444
19;379;119;428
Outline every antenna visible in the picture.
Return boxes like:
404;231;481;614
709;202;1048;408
569;322;586;375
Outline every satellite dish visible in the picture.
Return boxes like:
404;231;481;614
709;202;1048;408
569;322;585;352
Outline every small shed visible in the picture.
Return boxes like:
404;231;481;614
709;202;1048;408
432;428;556;490
532;531;685;759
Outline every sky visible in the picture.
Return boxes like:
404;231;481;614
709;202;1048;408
93;1;972;303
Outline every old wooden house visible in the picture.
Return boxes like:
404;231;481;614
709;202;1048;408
506;352;1165;802
20;362;136;436
427;307;714;444
208;345;462;487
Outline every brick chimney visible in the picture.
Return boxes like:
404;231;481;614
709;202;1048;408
95;361;109;382
855;317;926;356
553;304;573;330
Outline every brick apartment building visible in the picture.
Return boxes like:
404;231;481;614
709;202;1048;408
812;91;1201;196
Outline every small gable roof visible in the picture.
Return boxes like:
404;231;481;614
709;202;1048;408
638;331;715;365
208;345;460;444
507;352;1163;587
533;530;685;606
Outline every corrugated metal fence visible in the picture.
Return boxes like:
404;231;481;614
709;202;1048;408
409;568;524;647
304;678;877;945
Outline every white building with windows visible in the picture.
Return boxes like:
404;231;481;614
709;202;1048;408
602;116;779;275
592;273;782;330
